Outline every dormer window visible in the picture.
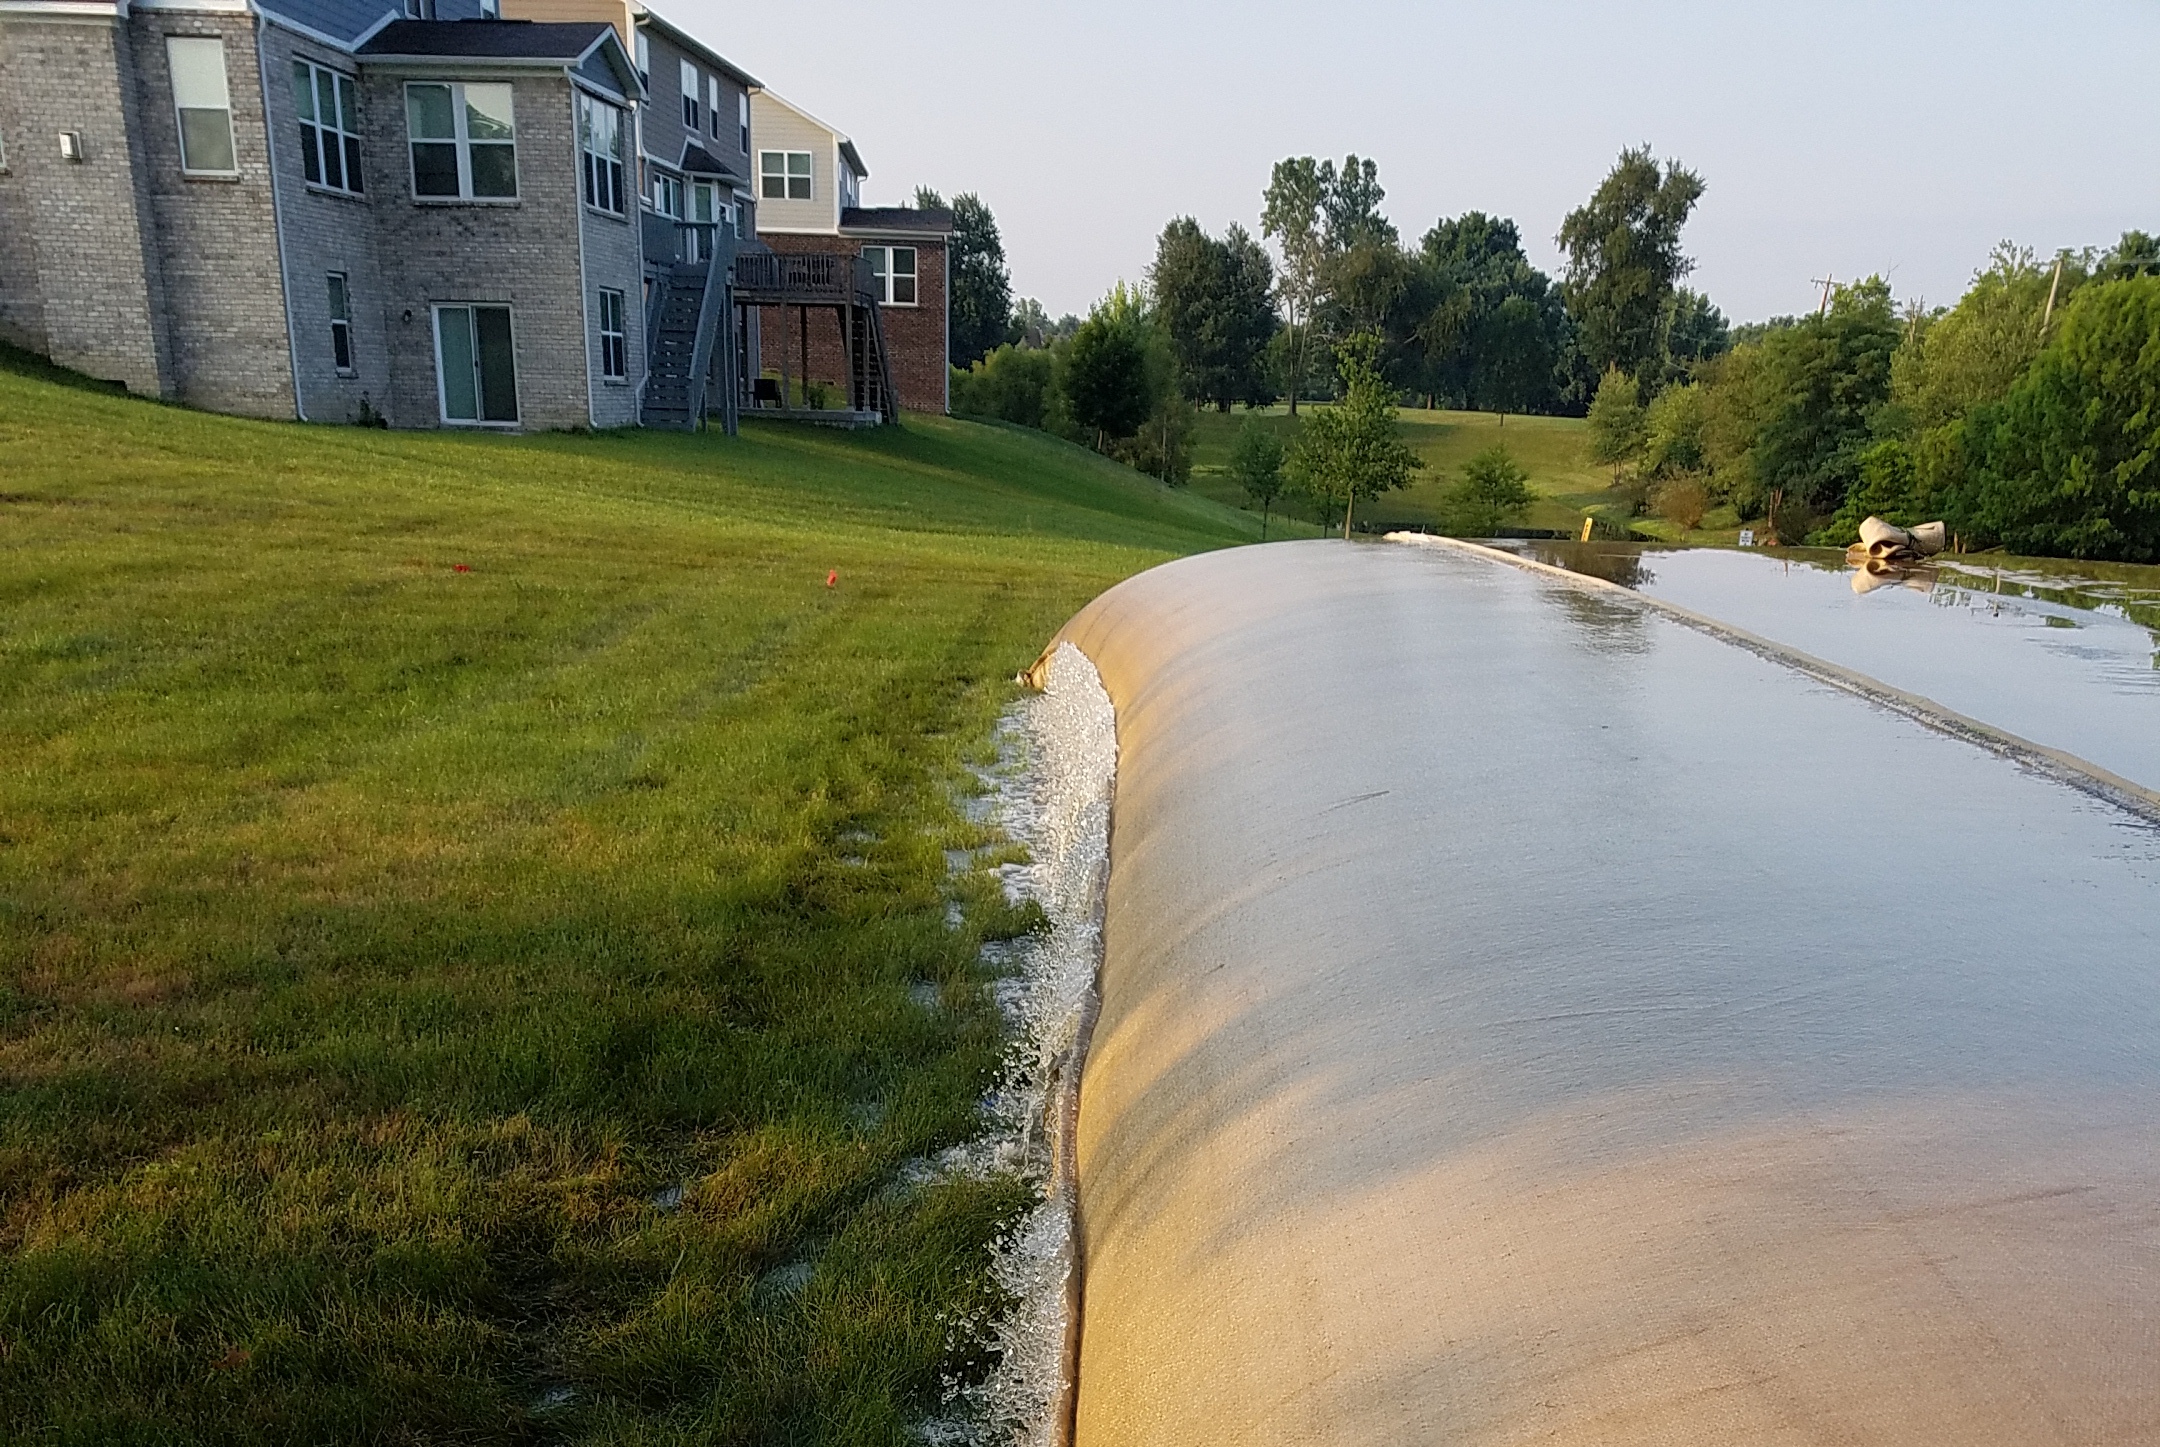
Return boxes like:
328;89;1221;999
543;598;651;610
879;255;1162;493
760;149;809;201
680;60;700;131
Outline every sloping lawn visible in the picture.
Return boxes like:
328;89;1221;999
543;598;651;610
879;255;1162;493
0;351;1249;1444
1188;404;1623;534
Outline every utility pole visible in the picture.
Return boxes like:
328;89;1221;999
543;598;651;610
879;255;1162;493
2040;255;2065;337
1810;275;1836;318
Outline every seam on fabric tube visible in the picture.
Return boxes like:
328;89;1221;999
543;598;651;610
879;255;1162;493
1388;533;2160;826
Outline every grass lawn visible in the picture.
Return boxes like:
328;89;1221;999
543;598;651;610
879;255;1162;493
0;347;1255;1444
1186;404;1759;541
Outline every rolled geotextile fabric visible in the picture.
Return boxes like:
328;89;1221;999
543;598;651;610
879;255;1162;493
1051;539;2160;1447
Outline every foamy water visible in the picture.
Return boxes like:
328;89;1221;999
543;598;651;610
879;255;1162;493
923;642;1115;1446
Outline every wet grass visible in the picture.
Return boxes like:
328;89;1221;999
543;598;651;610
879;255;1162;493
0;349;1252;1443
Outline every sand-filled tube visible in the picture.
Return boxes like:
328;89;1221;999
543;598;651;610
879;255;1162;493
1041;539;2160;1447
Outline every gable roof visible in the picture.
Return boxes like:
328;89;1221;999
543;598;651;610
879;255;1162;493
634;6;759;90
755;89;868;180
358;19;640;95
678;141;748;185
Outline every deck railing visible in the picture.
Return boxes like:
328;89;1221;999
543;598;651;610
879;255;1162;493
732;251;879;301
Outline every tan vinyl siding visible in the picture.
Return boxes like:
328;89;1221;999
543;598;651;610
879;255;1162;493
748;92;835;233
498;0;636;50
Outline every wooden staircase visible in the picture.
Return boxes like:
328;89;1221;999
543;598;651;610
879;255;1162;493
641;228;739;433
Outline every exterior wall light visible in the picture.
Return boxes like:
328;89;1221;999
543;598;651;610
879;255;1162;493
58;131;85;162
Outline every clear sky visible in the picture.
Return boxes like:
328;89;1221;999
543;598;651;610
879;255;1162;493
683;0;2160;325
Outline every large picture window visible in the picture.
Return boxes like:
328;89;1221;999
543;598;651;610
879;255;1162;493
597;288;626;382
434;304;518;424
167;36;236;175
759;150;810;201
406;82;516;200
576;92;624;214
294;60;362;195
863;245;917;306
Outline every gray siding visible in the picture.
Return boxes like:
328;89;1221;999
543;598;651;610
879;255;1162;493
578;111;642;428
260;22;390;423
126;9;295;418
637;26;749;181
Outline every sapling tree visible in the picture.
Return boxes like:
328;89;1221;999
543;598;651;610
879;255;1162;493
1289;332;1422;538
1229;415;1288;538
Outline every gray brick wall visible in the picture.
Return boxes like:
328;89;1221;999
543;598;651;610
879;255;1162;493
126;9;295;418
360;67;604;430
0;39;50;354
0;16;173;395
259;23;389;424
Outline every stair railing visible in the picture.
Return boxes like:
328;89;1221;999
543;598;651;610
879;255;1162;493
682;223;734;433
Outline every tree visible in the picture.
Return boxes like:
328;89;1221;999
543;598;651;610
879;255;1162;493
1891;244;2079;432
1444;445;1536;535
1957;276;2160;560
1641;381;1707;476
916;188;1012;368
1262;157;1328;416
1150;218;1279;410
1557;146;1706;380
1585;367;1646;481
1747;277;1902;516
1062;284;1155;449
2102;230;2160;280
1407;213;1567;416
1288;332;1422;537
1229;416;1288;538
950;343;1055;428
1660;288;1731;383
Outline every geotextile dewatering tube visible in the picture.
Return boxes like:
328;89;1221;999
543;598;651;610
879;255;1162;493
1030;538;2160;1447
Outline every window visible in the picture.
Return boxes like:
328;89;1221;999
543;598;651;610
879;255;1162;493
478;0;497;14
680;60;699;131
706;76;720;141
293;61;361;195
650;170;681;218
760;150;810;201
597;287;626;382
576;92;624;214
864;245;916;306
327;272;354;374
167;36;236;175
406;83;516;200
434;304;517;423
737;93;748;154
634;32;649;81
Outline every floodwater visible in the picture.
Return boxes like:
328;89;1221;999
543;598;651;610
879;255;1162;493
1048;539;2160;1447
1492;541;2160;792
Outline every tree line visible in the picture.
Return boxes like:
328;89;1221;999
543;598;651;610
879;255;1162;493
941;153;2158;561
1587;234;2160;558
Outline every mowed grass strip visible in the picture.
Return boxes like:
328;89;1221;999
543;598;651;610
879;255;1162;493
0;351;1252;1444
1187;404;1620;534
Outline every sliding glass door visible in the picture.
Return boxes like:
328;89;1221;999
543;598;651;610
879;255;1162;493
433;304;518;424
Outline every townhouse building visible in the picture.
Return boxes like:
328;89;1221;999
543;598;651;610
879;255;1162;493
0;0;937;429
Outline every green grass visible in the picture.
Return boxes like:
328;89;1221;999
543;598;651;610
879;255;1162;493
0;349;1257;1443
1187;404;1675;537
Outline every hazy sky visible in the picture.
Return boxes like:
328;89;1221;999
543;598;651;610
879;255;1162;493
686;0;2159;325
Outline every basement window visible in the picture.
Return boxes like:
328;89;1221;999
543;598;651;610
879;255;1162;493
167;36;237;175
293;60;362;196
406;81;517;200
760;149;809;201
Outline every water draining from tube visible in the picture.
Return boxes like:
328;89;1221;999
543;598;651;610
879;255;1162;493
922;642;1115;1447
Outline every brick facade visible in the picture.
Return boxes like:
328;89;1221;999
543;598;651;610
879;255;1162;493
0;16;174;395
127;9;295;418
757;230;947;414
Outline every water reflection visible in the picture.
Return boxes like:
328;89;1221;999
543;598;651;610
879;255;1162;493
1480;540;2160;791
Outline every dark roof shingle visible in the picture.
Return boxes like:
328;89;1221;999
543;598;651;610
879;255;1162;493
840;206;954;235
358;20;611;61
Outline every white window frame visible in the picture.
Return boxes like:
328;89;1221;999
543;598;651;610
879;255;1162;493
293;59;362;197
327;271;355;375
737;92;748;155
705;75;720;142
167;36;237;177
634;31;649;81
405;81;518;203
432;302;519;426
760;149;810;201
597;287;627;383
679;59;699;131
576;91;625;216
864;245;917;307
650;170;682;219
